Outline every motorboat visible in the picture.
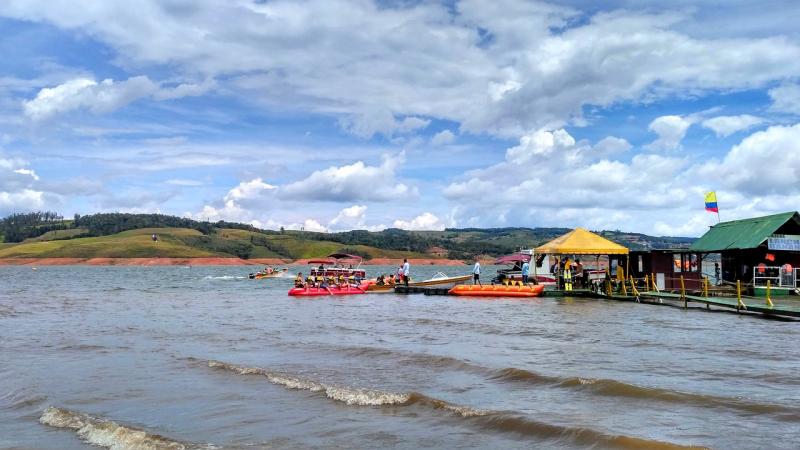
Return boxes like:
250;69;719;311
409;272;472;287
492;251;556;285
249;268;288;279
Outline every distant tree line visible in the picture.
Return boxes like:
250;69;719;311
2;211;695;256
297;228;434;253
0;211;68;242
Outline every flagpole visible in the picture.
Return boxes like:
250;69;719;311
716;194;721;223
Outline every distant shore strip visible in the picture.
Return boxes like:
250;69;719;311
0;257;467;266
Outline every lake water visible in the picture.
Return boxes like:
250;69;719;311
1;265;798;449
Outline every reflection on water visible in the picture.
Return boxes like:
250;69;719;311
1;265;798;449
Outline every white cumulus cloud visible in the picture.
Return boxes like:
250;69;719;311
701;114;764;137
645;115;695;150
431;129;456;146
768;83;800;115
225;178;277;201
282;153;415;202
393;212;445;231
4;1;800;135
23;76;213;121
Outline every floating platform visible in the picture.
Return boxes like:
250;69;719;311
394;286;451;295
600;290;800;319
393;284;799;319
393;286;595;297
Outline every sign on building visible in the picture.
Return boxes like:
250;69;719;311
768;234;800;251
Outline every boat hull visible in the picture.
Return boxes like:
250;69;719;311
288;282;370;296
366;284;395;293
409;274;472;287
250;269;287;279
448;284;545;298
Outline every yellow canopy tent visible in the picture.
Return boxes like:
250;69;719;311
534;228;629;291
535;227;629;255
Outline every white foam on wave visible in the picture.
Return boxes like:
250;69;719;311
203;275;245;280
207;360;411;406
40;406;197;450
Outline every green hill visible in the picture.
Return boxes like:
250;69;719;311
0;212;696;260
0;226;430;260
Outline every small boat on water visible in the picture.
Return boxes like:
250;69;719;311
493;252;556;285
409;272;472;287
448;284;545;298
289;253;370;296
365;272;471;293
289;282;371;297
249;268;288;279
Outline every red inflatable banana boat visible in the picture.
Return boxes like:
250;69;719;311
448;284;545;298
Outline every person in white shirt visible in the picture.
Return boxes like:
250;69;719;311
473;260;481;285
402;258;410;286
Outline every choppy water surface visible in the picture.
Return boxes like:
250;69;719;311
1;265;798;450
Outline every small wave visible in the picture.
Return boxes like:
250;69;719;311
208;360;408;406
206;359;701;449
203;275;246;280
338;345;481;373
0;387;47;410
40;406;203;450
490;367;800;418
292;344;800;419
0;305;18;317
58;344;108;352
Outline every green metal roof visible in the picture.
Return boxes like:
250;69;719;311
690;211;800;252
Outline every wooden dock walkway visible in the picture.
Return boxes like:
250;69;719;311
600;290;800;318
392;284;800;319
392;286;595;297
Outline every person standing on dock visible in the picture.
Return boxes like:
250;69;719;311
473;260;481;285
402;258;410;286
521;260;530;285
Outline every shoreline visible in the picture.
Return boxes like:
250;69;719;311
0;257;467;266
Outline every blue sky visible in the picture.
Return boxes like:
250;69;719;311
1;0;800;236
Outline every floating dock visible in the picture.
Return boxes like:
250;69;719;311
392;284;800;319
393;286;593;298
599;290;800;319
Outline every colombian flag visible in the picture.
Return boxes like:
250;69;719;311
704;191;718;213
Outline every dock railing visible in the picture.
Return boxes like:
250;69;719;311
753;265;796;288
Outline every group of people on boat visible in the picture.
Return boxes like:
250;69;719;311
393;258;411;286
294;270;362;289
250;266;285;278
375;274;399;286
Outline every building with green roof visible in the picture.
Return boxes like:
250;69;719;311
690;212;800;293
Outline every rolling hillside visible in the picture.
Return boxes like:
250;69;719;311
0;212;696;261
0;227;430;260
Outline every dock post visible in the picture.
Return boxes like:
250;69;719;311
703;277;709;298
680;275;686;308
736;280;746;311
766;280;774;308
629;275;640;302
651;272;657;292
644;275;649;292
621;271;628;296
